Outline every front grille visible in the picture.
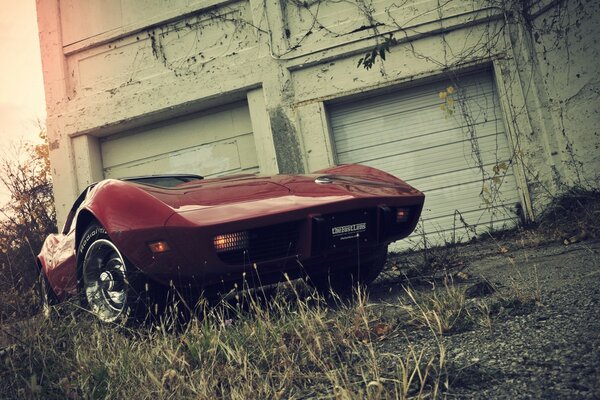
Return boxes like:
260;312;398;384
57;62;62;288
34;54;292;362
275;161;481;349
216;222;300;265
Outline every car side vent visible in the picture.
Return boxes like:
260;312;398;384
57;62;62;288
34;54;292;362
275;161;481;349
216;222;300;265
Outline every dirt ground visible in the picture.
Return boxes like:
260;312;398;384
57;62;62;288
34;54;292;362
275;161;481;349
369;234;600;399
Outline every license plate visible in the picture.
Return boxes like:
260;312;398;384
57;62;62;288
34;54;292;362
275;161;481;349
327;209;376;247
331;222;367;241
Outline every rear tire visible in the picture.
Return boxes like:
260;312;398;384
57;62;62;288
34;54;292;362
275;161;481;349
37;265;58;317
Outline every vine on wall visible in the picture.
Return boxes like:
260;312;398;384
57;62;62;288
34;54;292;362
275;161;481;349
137;0;591;221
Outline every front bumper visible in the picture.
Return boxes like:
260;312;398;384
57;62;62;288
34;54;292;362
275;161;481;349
137;197;423;288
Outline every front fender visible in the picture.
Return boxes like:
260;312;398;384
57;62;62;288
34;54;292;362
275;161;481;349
75;180;175;272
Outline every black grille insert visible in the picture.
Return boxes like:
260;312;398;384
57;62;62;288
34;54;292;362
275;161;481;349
216;222;300;265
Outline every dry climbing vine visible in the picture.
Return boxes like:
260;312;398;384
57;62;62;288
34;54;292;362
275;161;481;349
138;0;591;220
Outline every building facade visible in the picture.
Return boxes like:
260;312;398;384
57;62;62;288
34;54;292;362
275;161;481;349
37;0;600;248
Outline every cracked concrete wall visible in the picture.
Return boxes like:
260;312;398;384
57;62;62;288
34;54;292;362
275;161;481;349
528;0;600;189
37;0;599;227
494;0;600;216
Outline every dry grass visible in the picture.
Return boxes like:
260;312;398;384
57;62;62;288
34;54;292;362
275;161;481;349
399;283;468;336
0;258;42;324
0;281;450;400
537;187;600;241
0;265;549;399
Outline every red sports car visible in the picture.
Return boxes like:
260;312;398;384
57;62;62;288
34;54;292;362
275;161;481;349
38;164;424;323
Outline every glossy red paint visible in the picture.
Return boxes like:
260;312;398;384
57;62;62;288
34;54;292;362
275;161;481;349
38;164;425;298
38;231;77;299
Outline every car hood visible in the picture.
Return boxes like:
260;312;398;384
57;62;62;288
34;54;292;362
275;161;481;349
135;173;420;212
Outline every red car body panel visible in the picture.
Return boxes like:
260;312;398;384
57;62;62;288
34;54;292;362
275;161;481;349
38;164;425;299
38;231;77;299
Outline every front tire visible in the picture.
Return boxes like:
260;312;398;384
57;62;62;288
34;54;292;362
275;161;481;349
78;223;149;324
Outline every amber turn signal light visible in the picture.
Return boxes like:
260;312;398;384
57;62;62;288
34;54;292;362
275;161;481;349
396;208;410;223
148;241;171;253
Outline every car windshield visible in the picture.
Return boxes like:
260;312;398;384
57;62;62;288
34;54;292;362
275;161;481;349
123;175;203;188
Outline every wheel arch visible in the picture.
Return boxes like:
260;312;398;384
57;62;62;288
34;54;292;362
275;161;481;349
75;209;99;252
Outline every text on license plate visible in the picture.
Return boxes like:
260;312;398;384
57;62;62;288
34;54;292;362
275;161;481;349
331;222;367;238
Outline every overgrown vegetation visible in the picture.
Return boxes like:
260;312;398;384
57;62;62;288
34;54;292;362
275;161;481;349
0;285;451;399
536;187;600;243
400;283;469;336
0;130;57;322
0;263;554;400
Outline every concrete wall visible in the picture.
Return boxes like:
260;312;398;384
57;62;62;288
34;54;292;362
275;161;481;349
36;0;600;228
527;0;600;189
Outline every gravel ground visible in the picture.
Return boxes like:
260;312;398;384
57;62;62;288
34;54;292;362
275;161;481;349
371;236;600;399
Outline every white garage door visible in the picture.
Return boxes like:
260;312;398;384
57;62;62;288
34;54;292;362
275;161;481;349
101;102;258;179
329;71;522;249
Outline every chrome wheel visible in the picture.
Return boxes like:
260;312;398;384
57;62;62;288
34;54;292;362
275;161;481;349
82;239;129;323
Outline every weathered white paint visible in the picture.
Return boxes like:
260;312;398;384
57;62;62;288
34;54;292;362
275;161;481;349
59;0;122;46
36;0;600;231
491;60;535;221
528;0;600;189
284;0;495;56
72;135;103;191
297;101;335;171
36;0;79;220
60;0;237;50
247;88;279;175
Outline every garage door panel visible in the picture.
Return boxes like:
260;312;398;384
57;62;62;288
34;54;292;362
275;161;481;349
369;139;512;182
333;95;502;153
101;102;257;179
329;71;521;248
331;76;496;125
236;134;260;172
408;161;517;192
422;207;518;237
338;123;508;163
102;104;252;169
333;89;499;133
104;138;253;178
332;99;504;153
419;178;520;219
392;207;518;251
